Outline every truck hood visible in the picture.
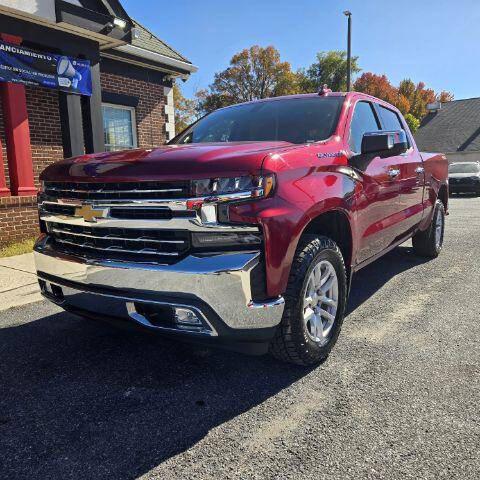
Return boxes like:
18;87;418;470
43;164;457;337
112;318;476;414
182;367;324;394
40;142;296;182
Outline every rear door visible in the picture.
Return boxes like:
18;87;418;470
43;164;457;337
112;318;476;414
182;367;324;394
376;105;425;235
348;100;403;263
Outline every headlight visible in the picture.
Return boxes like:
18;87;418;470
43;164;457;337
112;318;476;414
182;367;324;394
191;174;275;199
187;174;275;229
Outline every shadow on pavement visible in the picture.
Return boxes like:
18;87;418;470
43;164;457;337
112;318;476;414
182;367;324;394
0;245;429;479
0;308;310;479
347;245;430;315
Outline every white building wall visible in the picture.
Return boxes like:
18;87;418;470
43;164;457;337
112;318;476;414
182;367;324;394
0;0;81;22
164;85;175;140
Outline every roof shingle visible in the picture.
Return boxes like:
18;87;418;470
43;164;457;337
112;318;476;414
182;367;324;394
131;19;191;64
415;98;480;153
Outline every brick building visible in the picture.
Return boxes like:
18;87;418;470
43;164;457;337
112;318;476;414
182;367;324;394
0;0;196;246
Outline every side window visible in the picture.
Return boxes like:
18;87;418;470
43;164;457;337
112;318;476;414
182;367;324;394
378;106;403;131
349;101;381;153
378;106;411;148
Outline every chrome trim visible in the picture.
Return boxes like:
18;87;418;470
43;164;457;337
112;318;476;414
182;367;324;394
248;297;285;309
40;280;217;336
40;213;260;232
42;199;190;211
41;189;263;210
126;302;216;336
50;227;185;244
202;189;264;204
39;188;265;234
45;187;185;195
34;242;284;330
54;238;180;256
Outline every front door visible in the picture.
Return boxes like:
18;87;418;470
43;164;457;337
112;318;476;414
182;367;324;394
347;100;403;264
376;105;425;235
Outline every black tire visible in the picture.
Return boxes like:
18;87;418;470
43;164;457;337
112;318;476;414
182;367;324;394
412;200;445;258
269;235;347;366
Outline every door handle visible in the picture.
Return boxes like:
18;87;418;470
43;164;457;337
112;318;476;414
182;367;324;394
388;169;401;178
415;166;425;175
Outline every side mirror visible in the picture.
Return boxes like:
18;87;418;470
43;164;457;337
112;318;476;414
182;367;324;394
361;130;408;157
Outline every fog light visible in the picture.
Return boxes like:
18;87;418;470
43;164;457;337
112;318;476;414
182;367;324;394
200;204;217;223
174;307;202;326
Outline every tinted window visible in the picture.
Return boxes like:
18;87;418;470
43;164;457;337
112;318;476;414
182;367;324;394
449;163;480;174
349;101;380;153
171;97;343;145
379;106;403;131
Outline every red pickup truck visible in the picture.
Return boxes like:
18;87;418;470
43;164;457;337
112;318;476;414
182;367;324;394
34;91;448;365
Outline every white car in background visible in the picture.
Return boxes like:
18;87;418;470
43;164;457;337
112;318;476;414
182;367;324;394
449;162;480;195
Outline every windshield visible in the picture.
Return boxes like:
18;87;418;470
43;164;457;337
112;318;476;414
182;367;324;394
449;163;480;174
171;96;344;145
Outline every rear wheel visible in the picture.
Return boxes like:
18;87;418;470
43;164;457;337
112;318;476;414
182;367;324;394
412;200;445;258
269;235;347;366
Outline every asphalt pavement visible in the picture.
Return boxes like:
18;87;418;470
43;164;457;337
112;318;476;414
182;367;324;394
0;196;479;479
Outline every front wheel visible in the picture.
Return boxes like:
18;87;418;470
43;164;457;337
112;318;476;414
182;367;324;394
269;235;347;366
412;200;445;258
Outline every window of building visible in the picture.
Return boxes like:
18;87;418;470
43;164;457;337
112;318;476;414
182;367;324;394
102;103;138;152
349;101;381;153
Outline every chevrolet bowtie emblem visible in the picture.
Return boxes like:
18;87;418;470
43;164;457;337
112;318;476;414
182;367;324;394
74;204;109;223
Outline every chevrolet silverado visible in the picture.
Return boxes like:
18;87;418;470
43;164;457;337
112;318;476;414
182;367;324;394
34;90;449;365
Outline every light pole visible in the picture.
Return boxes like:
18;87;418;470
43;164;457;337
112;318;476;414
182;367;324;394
343;10;352;91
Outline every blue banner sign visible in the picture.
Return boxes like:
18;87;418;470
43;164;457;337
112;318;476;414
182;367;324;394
0;41;92;96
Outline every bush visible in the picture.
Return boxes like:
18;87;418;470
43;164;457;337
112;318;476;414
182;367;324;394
405;113;420;133
0;238;35;258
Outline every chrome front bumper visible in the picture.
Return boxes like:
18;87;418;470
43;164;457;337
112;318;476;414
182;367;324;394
34;240;284;339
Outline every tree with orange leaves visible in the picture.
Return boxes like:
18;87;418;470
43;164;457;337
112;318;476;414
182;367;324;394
354;74;453;131
353;73;398;105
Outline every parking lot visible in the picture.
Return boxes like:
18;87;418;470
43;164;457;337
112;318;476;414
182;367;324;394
0;196;479;480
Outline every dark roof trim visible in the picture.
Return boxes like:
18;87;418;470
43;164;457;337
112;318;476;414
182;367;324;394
113;44;197;76
100;56;171;86
55;0;133;43
102;90;139;107
102;48;194;79
0;13;99;58
102;0;131;23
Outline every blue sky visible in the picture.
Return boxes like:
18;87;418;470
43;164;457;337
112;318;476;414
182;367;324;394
122;0;478;100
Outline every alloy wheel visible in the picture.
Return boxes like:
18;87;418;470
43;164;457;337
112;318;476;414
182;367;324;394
435;208;444;249
303;260;339;345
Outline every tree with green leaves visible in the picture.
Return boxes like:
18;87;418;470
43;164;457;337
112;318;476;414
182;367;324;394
197;45;298;115
187;47;453;130
297;50;361;93
404;113;420;133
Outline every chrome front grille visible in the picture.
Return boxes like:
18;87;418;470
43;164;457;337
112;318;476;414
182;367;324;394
44;181;191;200
48;222;190;261
39;181;259;264
40;180;194;263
